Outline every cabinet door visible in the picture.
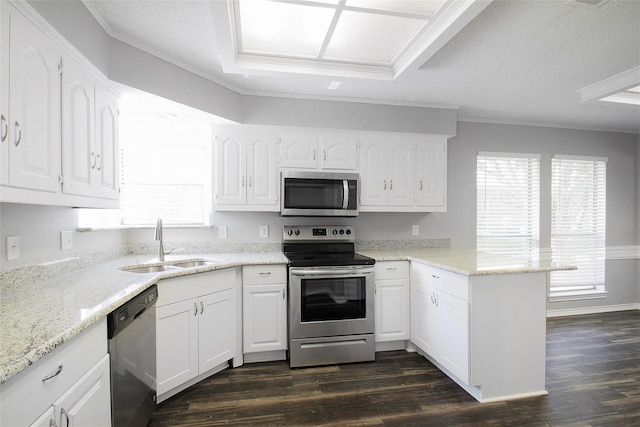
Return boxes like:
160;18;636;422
387;141;414;206
416;139;446;210
1;5;9;186
246;131;278;207
8;9;61;192
199;289;236;374
29;407;55;427
437;291;469;383
410;280;438;354
156;299;199;395
61;57;95;197
214;127;246;205
320;135;358;170
359;139;387;205
375;279;410;342
243;284;287;353
53;355;111;427
94;83;119;199
279;133;318;169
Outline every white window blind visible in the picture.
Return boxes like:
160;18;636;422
477;152;540;259
550;155;606;292
118;98;211;226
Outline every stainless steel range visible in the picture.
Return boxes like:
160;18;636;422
283;225;376;368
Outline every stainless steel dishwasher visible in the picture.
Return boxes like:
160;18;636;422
107;285;158;427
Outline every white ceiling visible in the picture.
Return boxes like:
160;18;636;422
83;0;640;134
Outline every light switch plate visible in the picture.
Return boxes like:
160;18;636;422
7;236;19;260
218;225;228;239
259;225;268;238
61;231;73;250
412;225;420;236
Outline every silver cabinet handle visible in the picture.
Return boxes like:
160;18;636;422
90;152;96;169
390;180;393;190
313;149;316;161
383;180;387;190
194;302;198;316
60;407;69;427
42;365;63;382
1;114;7;142
96;154;102;171
14;121;21;147
200;301;204;315
282;288;286;299
242;176;245;187
248;176;252;188
323;150;326;161
50;419;58;427
420;180;423;191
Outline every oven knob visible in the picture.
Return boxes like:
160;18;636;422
294;229;300;236
332;229;338;235
339;229;345;235
346;229;351;235
287;229;293;236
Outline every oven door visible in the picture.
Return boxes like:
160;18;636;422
289;266;374;339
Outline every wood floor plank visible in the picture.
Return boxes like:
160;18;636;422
149;310;640;426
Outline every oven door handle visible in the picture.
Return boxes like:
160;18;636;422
342;179;349;210
290;267;374;277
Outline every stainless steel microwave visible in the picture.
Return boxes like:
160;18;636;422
281;171;359;217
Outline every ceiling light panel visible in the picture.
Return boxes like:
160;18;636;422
237;0;335;58
346;0;446;16
324;10;427;64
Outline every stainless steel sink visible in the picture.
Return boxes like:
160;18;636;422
121;265;176;274
170;260;218;268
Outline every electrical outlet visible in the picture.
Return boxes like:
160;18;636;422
7;236;20;260
60;231;73;250
412;225;419;236
259;225;269;239
218;225;228;239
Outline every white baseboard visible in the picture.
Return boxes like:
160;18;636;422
547;303;640;317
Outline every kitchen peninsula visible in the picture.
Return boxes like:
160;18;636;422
0;244;573;426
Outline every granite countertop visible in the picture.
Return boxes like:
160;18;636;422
0;251;288;385
358;247;576;276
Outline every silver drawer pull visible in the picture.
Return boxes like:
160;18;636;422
385;267;397;271
42;365;63;382
259;272;271;276
431;274;440;279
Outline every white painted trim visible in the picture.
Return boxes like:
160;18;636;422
578;66;640;102
457;116;639;135
547;303;640;318
606;245;640;260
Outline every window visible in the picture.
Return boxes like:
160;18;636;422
550;155;607;293
477;152;540;259
79;91;213;228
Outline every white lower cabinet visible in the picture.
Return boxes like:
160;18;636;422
411;263;469;383
0;319;110;427
156;268;238;400
242;265;288;357
374;261;410;344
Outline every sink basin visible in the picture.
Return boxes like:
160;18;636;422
122;265;175;273
170;260;219;268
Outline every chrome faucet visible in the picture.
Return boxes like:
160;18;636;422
154;218;173;262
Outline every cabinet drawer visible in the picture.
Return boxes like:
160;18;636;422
375;261;409;280
411;263;469;301
0;319;107;427
157;268;237;306
243;265;287;285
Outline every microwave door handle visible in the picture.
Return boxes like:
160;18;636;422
342;180;349;209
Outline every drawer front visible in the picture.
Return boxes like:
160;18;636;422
411;263;469;301
375;261;409;280
0;319;107;427
243;265;287;285
158;268;237;306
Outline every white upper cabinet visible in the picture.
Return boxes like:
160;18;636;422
4;6;61;193
0;2;119;207
214;126;279;211
279;132;358;170
360;137;414;207
415;138;447;211
360;134;447;212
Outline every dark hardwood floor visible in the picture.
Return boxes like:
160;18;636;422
149;310;640;426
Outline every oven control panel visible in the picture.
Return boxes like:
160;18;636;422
283;225;355;242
